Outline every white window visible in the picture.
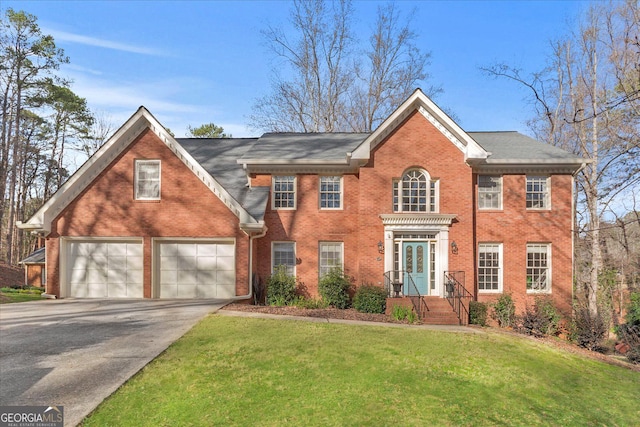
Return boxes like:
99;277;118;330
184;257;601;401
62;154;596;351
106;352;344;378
478;175;502;209
393;169;438;213
272;242;296;275
478;243;503;292
135;160;161;200
319;242;343;277
319;176;342;209
526;176;550;209
527;243;551;292
272;176;296;209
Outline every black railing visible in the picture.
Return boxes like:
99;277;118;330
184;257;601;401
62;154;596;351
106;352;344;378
444;271;472;325
384;270;428;318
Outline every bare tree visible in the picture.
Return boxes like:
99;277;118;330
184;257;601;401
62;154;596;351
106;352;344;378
250;0;437;133
482;0;640;317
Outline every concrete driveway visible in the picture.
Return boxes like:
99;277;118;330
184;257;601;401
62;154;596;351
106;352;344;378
0;299;226;426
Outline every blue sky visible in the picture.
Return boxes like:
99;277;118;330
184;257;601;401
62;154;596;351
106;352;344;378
3;0;589;138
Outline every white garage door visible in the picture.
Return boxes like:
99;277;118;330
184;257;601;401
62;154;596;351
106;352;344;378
158;241;235;298
67;240;144;298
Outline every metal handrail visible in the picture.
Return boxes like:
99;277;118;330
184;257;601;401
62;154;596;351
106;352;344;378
444;271;472;325
384;270;428;318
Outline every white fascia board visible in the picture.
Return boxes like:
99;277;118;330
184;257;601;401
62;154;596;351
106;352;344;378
352;89;489;162
21;107;260;233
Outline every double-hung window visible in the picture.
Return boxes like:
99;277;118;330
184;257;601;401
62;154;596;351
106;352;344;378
319;176;342;209
134;160;161;200
272;242;296;275
526;176;550;209
319;242;343;278
272;176;296;209
478;175;502;209
393;169;438;212
478;243;502;292
527;243;551;292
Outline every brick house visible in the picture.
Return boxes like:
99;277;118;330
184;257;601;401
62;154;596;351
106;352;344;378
18;89;585;323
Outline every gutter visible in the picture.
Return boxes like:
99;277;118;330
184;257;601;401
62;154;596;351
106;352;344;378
232;225;268;302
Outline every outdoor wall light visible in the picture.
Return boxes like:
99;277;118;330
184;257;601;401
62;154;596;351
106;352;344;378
377;241;385;254
451;241;458;254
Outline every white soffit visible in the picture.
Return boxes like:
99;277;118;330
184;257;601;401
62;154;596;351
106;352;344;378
352;89;488;162
20;107;260;233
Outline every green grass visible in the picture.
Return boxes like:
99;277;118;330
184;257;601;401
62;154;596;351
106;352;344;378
83;316;640;426
0;287;43;303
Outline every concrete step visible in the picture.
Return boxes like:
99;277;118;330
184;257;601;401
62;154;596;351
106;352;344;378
387;296;463;325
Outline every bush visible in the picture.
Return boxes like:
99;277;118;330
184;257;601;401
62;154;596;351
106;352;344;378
469;301;488;326
318;268;352;309
492;293;516;328
570;304;609;351
266;265;297;306
353;284;387;314
616;323;640;364
625;292;640;326
391;305;417;323
517;297;561;337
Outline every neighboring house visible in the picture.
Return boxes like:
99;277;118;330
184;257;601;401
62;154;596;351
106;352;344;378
19;247;46;288
18;89;586;323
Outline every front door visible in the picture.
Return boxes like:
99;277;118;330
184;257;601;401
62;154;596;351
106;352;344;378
403;242;429;295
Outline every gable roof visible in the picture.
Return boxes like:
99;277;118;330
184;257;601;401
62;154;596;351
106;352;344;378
18;107;266;234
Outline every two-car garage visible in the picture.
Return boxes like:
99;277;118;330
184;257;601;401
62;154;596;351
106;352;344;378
63;239;235;299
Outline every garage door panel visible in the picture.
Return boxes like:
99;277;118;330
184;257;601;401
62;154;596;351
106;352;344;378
67;240;143;298
158;242;235;299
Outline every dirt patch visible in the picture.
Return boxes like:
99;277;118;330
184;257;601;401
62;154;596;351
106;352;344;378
0;262;23;288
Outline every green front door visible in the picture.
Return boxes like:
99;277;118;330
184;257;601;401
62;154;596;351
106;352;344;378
403;242;429;295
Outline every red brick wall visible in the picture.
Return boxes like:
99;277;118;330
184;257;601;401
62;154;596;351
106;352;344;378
475;174;574;316
255;111;475;296
46;128;248;298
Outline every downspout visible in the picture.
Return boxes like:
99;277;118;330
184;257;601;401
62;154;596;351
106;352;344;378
232;225;267;301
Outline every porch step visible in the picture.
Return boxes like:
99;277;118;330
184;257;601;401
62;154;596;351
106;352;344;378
386;296;462;325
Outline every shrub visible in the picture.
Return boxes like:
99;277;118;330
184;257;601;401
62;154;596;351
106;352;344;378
625;292;640;326
491;293;516;328
391;305;418;323
616;323;640;364
570;304;609;351
292;296;328;309
318;268;352;309
266;265;296;306
353;284;387;314
469;301;488;326
517;297;561;337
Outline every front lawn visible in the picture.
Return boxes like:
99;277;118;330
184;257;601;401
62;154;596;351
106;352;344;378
0;287;43;303
83;316;639;426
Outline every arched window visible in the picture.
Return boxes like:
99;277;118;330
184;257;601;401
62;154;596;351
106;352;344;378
393;169;438;212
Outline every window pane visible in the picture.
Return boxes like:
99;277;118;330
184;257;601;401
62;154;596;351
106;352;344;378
478;176;501;209
478;243;501;291
526;177;549;209
273;176;296;208
135;160;160;200
527;244;549;291
319;242;343;277
320;176;341;209
273;242;295;275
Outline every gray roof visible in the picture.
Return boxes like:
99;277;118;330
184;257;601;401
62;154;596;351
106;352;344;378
175;131;584;221
176;138;270;221
468;131;584;164
20;247;45;264
240;133;369;162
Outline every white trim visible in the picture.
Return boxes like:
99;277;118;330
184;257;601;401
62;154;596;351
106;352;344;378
319;176;344;210
271;241;296;276
19;107;262;234
478;175;503;210
134;159;161;200
318;241;344;278
271;175;297;210
477;243;503;293
380;213;456;226
526;243;552;294
352;89;488;162
526;175;551;210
